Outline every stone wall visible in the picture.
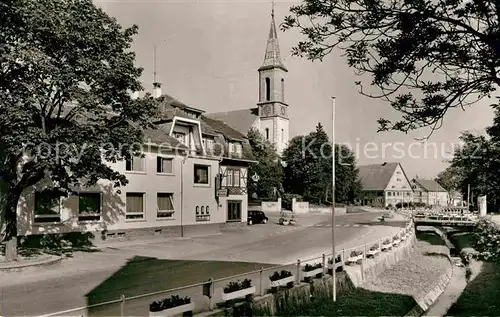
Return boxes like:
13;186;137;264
261;198;281;212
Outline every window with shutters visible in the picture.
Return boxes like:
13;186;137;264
157;193;175;218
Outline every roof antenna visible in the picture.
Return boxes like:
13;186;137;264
271;0;275;18
153;45;157;84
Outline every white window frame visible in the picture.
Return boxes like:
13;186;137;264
78;192;102;221
126;192;145;220
174;132;186;145
157;193;175;219
125;156;145;173
227;169;233;187
226;168;240;187
203;138;214;150
157;156;174;174
194;164;210;186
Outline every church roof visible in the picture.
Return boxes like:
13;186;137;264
358;162;401;191
205;108;259;136
258;9;287;72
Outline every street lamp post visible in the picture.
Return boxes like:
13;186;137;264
331;96;336;302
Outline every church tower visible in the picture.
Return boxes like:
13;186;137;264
257;3;290;155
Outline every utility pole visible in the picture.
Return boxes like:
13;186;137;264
331;96;336;302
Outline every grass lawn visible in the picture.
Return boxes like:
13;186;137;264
87;256;274;304
276;289;415;316
447;261;500;316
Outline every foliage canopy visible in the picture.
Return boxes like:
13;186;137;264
0;0;158;259
282;0;500;136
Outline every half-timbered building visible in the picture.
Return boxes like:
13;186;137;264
16;84;256;243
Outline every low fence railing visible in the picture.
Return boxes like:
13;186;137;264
38;218;414;317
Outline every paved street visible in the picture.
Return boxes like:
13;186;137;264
0;210;405;316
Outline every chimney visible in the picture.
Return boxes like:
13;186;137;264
131;91;139;100
153;82;162;98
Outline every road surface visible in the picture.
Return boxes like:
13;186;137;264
0;210;404;316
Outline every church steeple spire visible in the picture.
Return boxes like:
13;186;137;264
259;1;288;72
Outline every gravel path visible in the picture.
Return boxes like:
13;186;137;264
362;239;451;301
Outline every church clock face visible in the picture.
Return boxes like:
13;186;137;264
263;105;272;116
280;106;286;116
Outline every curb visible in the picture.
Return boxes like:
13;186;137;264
0;254;63;272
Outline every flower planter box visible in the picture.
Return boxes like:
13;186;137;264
381;244;392;251
302;268;323;278
270;276;295;287
347;254;363;263
149;303;195;317
367;249;380;256
221;286;256;301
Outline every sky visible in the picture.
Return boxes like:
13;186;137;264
97;0;495;179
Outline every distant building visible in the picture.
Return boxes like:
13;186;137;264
357;162;413;207
411;178;449;206
206;8;290;155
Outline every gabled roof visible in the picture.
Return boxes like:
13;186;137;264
358;162;400;191
205;108;258;136
413;178;447;192
200;116;255;162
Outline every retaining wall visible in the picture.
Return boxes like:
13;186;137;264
343;232;417;287
410;226;455;314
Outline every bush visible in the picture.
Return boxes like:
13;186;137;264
471;218;500;261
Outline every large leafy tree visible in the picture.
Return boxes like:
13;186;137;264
246;128;283;200
449;108;500;211
0;0;157;260
282;0;500;135
282;123;361;204
435;165;460;204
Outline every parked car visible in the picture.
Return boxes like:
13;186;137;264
248;210;268;225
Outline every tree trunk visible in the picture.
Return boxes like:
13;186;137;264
0;186;21;261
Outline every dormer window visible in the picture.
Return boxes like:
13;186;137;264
230;142;242;155
174;132;186;145
203;138;214;150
